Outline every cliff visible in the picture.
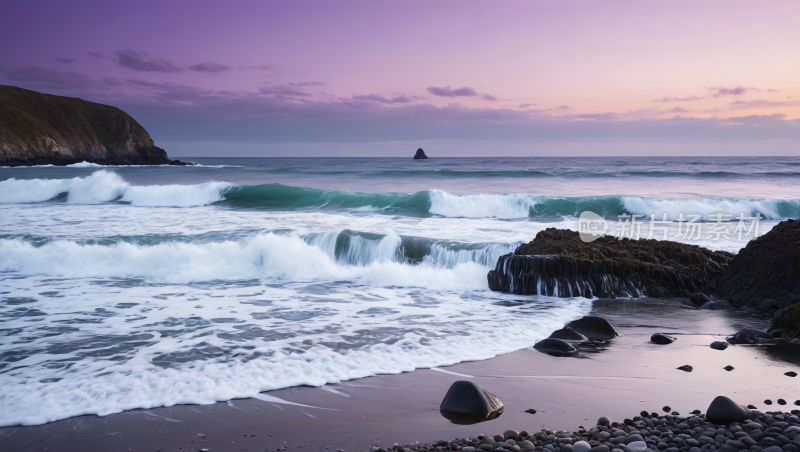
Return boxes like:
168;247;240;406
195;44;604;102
488;228;734;299
0;85;186;166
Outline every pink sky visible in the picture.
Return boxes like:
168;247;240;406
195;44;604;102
1;0;799;156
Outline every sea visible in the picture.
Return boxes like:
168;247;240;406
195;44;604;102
1;156;799;426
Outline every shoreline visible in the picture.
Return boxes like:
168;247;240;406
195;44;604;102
2;297;798;452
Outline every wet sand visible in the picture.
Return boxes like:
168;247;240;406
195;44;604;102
1;298;798;452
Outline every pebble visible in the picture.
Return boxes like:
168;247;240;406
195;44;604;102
662;406;671;412
765;399;773;405
723;365;734;371
786;372;798;377
677;365;693;372
710;341;728;350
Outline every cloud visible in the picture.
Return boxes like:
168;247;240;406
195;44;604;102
114;49;181;73
87;51;107;60
189;62;230;72
427;85;478;97
0;66;95;90
54;58;76;64
481;94;498;101
289;81;326;87
519;103;537;108
653;95;704;103
766;88;781;93
710;86;747;97
258;85;310;97
727;99;800;110
351;93;416;104
666;107;691;113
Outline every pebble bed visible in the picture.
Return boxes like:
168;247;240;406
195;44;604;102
303;408;800;452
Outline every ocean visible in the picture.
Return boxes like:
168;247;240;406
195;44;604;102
1;156;798;427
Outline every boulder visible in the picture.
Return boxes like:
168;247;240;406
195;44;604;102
573;441;592;452
706;396;755;425
566;316;619;341
651;333;676;344
690;293;711;306
549;327;588;342
726;328;773;345
710;219;800;311
533;338;578;357
487;228;734;299
769;304;800;341
413;148;428;159
677;365;693;372
439;381;503;424
699;299;734;310
710;341;729;350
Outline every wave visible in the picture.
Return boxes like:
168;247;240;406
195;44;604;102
0;170;231;206
2;170;798;219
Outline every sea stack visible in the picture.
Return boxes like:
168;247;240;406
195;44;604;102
413;148;428;159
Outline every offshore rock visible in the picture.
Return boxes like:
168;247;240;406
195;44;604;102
769;304;800;341
533;338;578;357
566;316;619;341
710;219;800;311
726;328;773;344
413;148;428;159
487;228;733;299
0;85;184;166
651;333;676;344
439;381;503;424
705;395;755;425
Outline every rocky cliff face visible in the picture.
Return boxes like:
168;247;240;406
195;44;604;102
0;85;182;166
709;218;800;311
488;228;734;299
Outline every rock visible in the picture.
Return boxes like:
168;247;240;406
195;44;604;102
662;406;671;412
786;372;797;377
504;431;520;441
690;293;711;306
413;148;428;159
549;327;589;342
769;304;800;341
626;442;647;451
700;299;735;310
439;380;504;424
573;442;592;452
764;399;773;405
597;416;611;426
761;447;783;452
651;333;676;344
747;405;757;409
487;228;734;299
778;399;787;405
711;341;729;350
0;85;180;166
726;328;774;344
517;441;534;452
566;317;619;341
628;435;644;443
524;409;537;414
711;219;800;311
706;396;756;424
677;365;693;372
533;338;579;357
724;365;734;371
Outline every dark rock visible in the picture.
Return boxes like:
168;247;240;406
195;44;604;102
533;338;579;357
598;416;611;426
565;316;619;341
700;299;735;310
764;399;773;405
0;85;179;166
677;365;694;372
691;293;711;306
549;327;589;342
439;380;504;424
727;329;774;345
663;406;671;413
413;148;428;159
795;400;800;405
770;304;800;342
487;228;734;299
651;333;676;344
711;219;800;311
778;399;787;405
785;372;797;377
748;405;758;409
640;411;649;417
711;341;729;350
504;431;520;441
524;409;537;414
724;365;735;371
706;396;756;425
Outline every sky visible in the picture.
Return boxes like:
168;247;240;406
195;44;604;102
1;0;799;156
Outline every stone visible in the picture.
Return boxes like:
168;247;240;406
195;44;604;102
764;400;773;405
413;148;429;159
505;431;520;441
691;293;711;306
724;366;735;371
726;329;773;345
663;406;672;413
598;416;611;426
592;446;610;452
706;396;756;425
778;400;787;405
712;219;800;311
566;317;619;342
761;447;782;452
628;436;644;443
518;442;535;452
487;228;733;299
711;341;729;350
524;409;537;414
785;372;797;377
748;405;757;409
678;365;694;372
651;334;676;345
439;381;504;424
627;442;647;451
701;299;735;311
573;442;592;452
464;448;477;452
533;338;579;357
549;327;589;342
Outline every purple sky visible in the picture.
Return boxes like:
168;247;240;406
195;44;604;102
1;0;799;156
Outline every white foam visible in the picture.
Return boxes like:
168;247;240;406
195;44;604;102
0;170;231;206
621;196;797;220
429;189;537;218
67;161;103;167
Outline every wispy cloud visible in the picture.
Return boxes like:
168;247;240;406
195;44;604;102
519;103;537;109
54;57;76;64
727;99;800;109
666;107;691;113
710;86;747;97
114;49;181;73
351;93;417;104
653;95;704;103
258;85;310;97
289;81;326;87
427;85;478;98
1;66;95;90
189;62;230;72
